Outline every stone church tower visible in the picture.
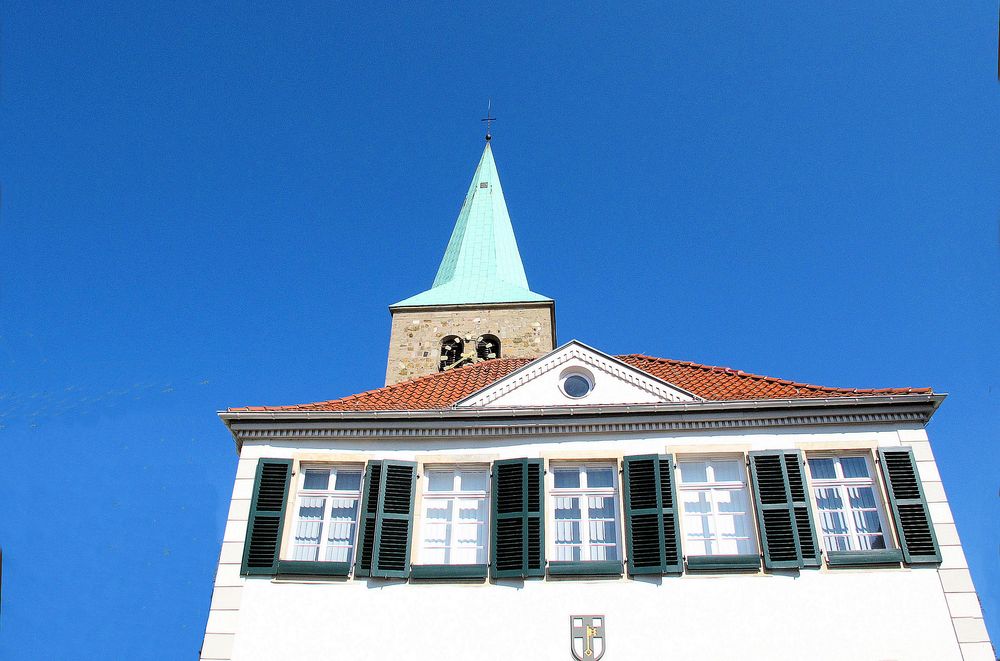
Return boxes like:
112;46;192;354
385;141;555;385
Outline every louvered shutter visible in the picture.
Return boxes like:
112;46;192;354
491;459;545;578
371;461;417;578
241;459;292;575
525;459;545;577
878;448;941;564
492;459;525;578
353;461;382;578
749;451;819;569
783;452;820;567
623;454;682;575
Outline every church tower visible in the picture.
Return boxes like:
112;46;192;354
385;141;555;385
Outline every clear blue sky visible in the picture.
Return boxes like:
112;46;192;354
1;2;997;657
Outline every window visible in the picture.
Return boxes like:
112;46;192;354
476;334;500;361
290;465;363;562
807;454;891;552
551;463;621;562
678;457;756;556
418;467;489;564
559;367;595;399
439;336;464;371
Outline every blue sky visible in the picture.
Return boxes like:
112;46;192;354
1;2;997;657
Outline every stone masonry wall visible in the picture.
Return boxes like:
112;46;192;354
385;303;555;385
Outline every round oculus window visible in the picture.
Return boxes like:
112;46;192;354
562;374;593;398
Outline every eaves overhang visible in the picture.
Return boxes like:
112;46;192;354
219;392;946;453
387;300;555;312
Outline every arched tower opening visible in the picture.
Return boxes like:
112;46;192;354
439;336;464;371
477;335;501;361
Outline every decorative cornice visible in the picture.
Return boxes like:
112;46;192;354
389;300;554;313
233;411;928;442
224;395;942;450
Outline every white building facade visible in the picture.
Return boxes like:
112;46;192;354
200;143;994;661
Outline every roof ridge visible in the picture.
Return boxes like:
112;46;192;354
616;354;930;394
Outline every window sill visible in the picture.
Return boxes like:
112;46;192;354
275;560;352;577
410;564;488;580
547;561;624;577
825;549;903;567
685;554;761;571
243;566;277;576
491;568;546;580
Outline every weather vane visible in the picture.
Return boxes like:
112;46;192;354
481;99;496;141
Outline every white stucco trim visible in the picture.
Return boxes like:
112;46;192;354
200;456;256;661
895;432;997;661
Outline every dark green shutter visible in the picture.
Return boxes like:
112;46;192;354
783;452;820;567
491;458;545;578
372;461;417;578
622;454;682;575
241;459;292;575
878;448;941;564
354;460;417;578
525;459;544;577
749;451;819;569
492;459;525;578
353;462;382;578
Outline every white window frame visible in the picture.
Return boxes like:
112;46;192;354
806;452;894;553
287;463;364;563
416;464;490;566
548;461;622;563
676;455;758;557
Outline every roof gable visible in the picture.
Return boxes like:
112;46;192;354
454;341;699;408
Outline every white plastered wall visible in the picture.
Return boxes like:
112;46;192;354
199;424;994;661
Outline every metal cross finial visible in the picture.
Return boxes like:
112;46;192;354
481;99;496;141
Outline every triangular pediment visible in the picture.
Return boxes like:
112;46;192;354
454;341;701;408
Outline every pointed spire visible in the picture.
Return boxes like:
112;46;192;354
391;143;551;308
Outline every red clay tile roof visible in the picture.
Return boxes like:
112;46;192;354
228;355;932;412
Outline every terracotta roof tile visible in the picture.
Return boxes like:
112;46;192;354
227;355;932;412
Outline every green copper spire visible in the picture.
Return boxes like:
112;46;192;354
391;143;551;307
